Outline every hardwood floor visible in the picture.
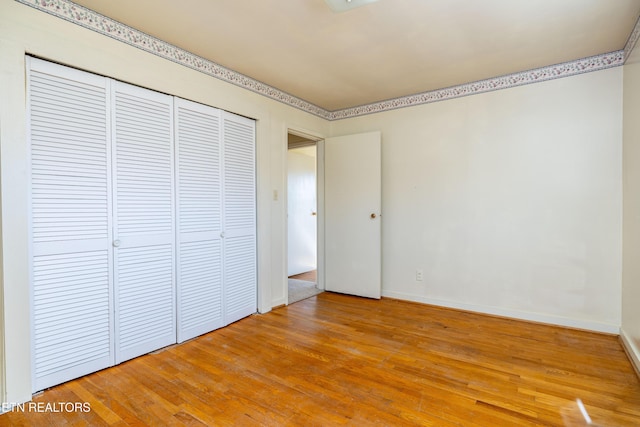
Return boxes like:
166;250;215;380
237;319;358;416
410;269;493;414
288;270;317;283
2;293;639;426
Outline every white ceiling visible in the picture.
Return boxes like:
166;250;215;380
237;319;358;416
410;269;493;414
71;0;640;111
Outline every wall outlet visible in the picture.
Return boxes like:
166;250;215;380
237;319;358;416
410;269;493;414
416;269;423;281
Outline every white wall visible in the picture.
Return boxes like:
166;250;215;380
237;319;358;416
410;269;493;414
622;40;640;374
0;1;329;403
331;68;623;333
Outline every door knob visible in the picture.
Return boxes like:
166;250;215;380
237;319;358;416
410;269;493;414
311;212;317;216
370;213;377;219
220;231;225;238
113;240;121;247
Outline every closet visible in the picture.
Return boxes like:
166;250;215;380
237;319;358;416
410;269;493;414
28;57;256;392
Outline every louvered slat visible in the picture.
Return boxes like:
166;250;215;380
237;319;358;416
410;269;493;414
222;112;256;325
116;245;174;351
222;117;256;233
175;99;224;342
114;89;173;237
33;251;110;373
112;81;176;363
223;236;257;323
179;241;223;334
28;58;113;392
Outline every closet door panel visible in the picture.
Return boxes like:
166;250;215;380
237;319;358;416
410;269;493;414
29;58;259;391
175;99;223;342
112;81;176;363
221;112;256;325
28;57;113;392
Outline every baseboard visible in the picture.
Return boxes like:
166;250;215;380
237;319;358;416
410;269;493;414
620;328;640;379
382;290;620;334
270;297;287;309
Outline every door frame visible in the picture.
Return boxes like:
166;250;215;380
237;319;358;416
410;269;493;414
285;128;325;304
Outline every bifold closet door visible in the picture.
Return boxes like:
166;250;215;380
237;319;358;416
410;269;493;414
175;99;224;342
29;57;256;392
221;112;257;325
28;58;114;392
112;81;176;363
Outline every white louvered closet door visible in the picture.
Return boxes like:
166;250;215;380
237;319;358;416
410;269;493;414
221;112;257;325
112;81;176;363
28;58;114;392
175;99;223;342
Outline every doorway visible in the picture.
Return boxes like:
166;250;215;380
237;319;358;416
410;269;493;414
287;133;322;304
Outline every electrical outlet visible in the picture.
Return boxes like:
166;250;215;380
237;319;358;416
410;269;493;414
416;269;423;281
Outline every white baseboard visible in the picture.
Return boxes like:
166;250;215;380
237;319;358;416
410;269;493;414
620;328;640;377
382;290;620;334
270;297;287;309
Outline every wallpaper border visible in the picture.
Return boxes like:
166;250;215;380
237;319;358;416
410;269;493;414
329;51;624;120
624;14;640;62
16;0;634;121
14;0;331;119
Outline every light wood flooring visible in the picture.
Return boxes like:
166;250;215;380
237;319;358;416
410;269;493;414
288;269;317;283
2;293;639;426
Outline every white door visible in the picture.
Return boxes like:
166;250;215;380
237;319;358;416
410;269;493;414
112;81;176;363
221;112;257;325
324;131;381;299
287;147;317;276
175;98;224;342
28;57;257;391
28;58;114;391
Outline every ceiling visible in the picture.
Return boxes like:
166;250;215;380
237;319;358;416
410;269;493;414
71;0;640;111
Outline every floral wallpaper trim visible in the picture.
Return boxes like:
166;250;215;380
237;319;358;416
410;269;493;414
328;51;624;120
15;0;331;119
624;14;640;62
16;0;628;121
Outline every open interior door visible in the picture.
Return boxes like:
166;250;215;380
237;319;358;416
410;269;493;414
324;131;381;298
287;147;317;276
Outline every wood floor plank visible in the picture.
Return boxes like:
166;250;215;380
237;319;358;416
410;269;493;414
289;270;317;283
64;381;123;426
2;292;639;426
